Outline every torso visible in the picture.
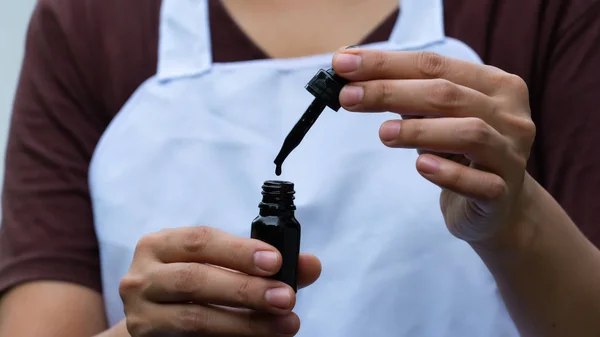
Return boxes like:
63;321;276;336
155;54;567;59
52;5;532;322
3;0;598;329
88;0;518;335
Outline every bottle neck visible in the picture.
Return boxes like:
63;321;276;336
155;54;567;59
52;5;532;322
258;180;296;217
259;203;296;217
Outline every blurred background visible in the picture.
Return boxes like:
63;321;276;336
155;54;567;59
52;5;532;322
0;0;36;196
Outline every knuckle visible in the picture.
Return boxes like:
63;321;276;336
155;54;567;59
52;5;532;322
485;64;503;73
136;232;162;252
490;72;529;96
487;71;506;87
229;237;245;252
182;226;213;254
416;51;447;78
448;165;467;191
178;306;209;332
172;264;200;295
504;115;537;154
460;118;490;151
125;316;151;337
406;119;426;146
375;81;395;106
515;118;537;144
235;277;254;306
489;101;502;118
506;74;529;96
119;273;148;299
428;79;461;109
372;50;391;73
484;176;508;200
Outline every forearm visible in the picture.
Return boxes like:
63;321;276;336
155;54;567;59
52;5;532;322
474;174;600;337
0;282;120;337
93;320;129;337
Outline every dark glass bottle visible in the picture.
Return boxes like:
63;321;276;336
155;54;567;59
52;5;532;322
251;180;301;292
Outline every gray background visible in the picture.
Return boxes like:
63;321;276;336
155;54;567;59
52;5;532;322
0;0;37;193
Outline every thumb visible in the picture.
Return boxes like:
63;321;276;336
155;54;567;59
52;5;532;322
297;254;322;289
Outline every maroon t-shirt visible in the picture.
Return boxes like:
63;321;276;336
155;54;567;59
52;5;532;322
1;0;599;294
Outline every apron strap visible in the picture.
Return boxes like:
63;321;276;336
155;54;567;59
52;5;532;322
157;0;212;81
388;0;446;49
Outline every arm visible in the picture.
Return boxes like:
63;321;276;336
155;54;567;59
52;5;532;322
474;175;600;337
331;1;600;331
0;282;129;337
474;3;600;336
0;1;118;335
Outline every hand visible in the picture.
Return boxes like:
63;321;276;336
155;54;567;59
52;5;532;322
119;226;321;336
332;49;537;247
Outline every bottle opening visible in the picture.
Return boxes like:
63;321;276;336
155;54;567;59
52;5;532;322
260;180;296;211
263;180;294;193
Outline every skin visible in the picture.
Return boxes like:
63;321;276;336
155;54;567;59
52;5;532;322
0;282;108;336
0;234;322;337
118;228;322;336
220;0;399;58
332;48;600;336
2;6;600;337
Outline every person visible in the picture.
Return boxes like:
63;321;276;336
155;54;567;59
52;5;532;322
0;0;599;336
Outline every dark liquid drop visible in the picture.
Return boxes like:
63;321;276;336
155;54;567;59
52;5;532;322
275;164;282;176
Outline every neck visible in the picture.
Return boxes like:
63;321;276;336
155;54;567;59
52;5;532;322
219;0;399;58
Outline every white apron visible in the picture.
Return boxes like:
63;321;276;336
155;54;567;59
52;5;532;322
89;0;519;335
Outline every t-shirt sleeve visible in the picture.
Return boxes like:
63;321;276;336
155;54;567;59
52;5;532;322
533;2;600;245
0;0;108;294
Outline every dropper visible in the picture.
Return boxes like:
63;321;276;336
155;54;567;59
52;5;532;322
274;67;350;175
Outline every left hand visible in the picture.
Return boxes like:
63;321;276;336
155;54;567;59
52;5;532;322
332;48;537;247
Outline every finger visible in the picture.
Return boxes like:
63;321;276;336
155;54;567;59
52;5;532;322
145;263;296;314
145;254;321;311
338;78;495;121
210;252;322;290
297;253;322;289
332;49;527;98
415;154;508;202
138;226;282;277
378;117;520;178
127;303;300;337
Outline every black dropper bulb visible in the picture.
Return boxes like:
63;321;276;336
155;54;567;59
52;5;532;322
274;67;349;175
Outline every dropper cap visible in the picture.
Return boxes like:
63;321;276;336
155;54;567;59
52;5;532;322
304;67;350;111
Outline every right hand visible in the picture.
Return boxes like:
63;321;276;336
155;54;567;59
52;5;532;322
119;226;322;337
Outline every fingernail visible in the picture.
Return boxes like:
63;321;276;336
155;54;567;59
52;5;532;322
339;85;364;107
254;251;279;272
379;122;401;142
417;156;440;174
273;314;300;335
345;45;359;49
265;287;292;310
334;53;361;73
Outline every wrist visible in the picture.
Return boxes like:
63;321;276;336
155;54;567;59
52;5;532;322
469;172;540;259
